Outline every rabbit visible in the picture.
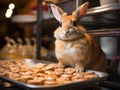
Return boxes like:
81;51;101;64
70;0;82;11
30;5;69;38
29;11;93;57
50;2;107;72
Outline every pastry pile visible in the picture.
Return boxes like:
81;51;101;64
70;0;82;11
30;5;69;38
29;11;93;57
0;60;99;86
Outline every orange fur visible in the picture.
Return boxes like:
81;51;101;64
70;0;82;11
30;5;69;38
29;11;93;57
51;2;106;72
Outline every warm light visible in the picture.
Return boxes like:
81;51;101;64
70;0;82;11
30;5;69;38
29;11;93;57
5;9;13;18
42;1;46;5
9;3;15;9
92;8;107;13
5;3;15;18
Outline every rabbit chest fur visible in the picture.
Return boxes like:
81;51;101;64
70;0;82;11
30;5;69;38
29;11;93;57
55;38;90;68
55;33;106;72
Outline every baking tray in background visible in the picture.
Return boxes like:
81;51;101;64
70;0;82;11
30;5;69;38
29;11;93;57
0;59;109;90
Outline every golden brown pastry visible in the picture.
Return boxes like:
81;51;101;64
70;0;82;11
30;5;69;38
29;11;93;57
0;60;99;86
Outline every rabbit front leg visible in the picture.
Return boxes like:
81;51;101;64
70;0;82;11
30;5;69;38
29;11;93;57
57;60;65;69
75;61;84;72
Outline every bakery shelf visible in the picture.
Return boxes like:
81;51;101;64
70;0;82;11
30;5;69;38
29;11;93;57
36;0;120;58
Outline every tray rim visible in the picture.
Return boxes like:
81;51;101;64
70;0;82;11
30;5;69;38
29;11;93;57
0;59;109;89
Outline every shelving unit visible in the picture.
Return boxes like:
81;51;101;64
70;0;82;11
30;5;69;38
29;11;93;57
36;0;120;57
36;1;120;89
86;3;120;37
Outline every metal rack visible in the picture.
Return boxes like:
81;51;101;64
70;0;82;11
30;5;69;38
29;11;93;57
36;0;43;59
86;3;120;37
86;3;120;16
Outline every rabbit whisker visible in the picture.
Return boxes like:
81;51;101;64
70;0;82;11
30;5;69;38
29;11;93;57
74;28;86;38
48;35;55;41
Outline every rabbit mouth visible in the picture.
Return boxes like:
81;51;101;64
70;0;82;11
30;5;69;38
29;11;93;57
54;27;85;41
56;32;81;41
64;33;77;40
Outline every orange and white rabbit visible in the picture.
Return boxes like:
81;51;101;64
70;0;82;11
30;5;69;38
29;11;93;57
51;2;106;72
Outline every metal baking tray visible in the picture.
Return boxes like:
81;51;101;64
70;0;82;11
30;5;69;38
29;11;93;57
0;59;109;90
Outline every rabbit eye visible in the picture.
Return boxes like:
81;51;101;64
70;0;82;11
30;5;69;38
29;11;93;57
73;21;77;26
59;22;62;27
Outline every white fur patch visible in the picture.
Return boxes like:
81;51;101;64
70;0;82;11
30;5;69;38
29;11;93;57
66;43;72;49
57;47;78;60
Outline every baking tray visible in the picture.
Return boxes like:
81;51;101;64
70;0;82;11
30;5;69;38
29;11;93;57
0;59;109;90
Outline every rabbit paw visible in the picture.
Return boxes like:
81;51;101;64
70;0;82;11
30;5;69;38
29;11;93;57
75;65;84;72
57;62;64;69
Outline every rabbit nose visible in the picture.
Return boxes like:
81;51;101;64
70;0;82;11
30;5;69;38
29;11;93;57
66;31;70;34
65;31;70;36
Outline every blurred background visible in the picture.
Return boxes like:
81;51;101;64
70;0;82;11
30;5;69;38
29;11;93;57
0;0;120;61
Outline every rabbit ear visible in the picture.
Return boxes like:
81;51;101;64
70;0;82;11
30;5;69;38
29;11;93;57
50;4;67;22
73;2;89;19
